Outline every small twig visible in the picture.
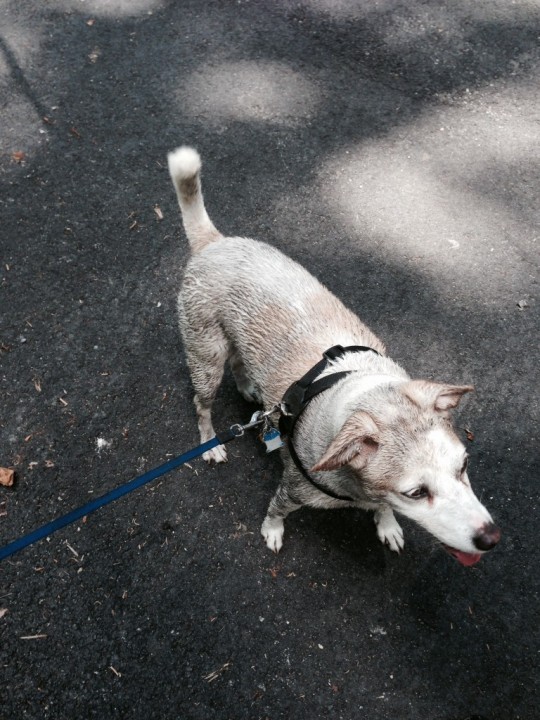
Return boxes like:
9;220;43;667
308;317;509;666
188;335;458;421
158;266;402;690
203;661;232;683
65;541;79;558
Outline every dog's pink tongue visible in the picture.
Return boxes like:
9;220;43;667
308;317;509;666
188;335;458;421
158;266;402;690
444;545;483;566
454;551;482;566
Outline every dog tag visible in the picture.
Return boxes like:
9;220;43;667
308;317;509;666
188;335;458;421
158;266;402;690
262;428;284;453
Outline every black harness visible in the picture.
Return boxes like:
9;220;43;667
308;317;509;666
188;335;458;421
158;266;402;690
279;345;380;502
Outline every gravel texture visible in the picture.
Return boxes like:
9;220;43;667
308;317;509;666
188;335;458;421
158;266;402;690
1;1;538;718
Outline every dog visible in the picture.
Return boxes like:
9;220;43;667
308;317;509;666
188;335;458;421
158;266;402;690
167;146;500;566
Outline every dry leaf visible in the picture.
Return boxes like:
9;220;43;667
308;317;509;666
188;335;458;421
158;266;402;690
11;151;26;164
0;468;15;487
0;608;8;619
153;205;164;221
464;427;475;442
86;18;95;26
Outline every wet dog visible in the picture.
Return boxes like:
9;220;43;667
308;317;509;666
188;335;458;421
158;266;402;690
167;146;500;565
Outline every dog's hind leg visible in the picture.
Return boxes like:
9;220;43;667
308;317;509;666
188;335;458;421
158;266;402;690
179;300;230;463
261;482;301;553
229;349;262;404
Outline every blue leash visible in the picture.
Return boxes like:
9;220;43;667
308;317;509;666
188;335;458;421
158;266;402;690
0;426;246;563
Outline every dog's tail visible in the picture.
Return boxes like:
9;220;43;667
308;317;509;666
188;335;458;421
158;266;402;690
167;146;222;254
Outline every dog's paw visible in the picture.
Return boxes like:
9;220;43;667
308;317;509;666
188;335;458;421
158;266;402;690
203;444;228;464
261;517;284;554
374;508;405;554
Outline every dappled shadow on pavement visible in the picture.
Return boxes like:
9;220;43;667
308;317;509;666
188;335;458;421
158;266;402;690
1;1;538;718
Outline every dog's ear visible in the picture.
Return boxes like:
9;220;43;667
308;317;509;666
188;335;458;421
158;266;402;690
311;411;379;472
403;381;474;414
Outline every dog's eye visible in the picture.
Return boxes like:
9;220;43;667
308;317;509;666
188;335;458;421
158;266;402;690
402;486;429;500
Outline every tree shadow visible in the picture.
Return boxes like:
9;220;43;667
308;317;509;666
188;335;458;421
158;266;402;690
0;1;538;718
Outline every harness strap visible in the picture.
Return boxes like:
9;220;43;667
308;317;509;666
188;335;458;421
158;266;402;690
279;345;380;502
279;370;351;438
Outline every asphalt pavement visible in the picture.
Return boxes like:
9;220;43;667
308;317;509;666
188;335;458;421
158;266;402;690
1;1;539;718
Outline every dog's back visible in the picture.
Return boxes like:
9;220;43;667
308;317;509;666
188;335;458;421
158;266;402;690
168;147;384;405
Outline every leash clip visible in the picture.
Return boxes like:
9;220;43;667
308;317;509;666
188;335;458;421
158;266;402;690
234;405;281;435
230;406;284;448
229;423;246;437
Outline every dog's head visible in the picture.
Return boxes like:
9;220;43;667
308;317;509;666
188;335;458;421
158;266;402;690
312;380;500;565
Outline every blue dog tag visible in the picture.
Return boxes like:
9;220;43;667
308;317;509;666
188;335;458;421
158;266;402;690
262;428;284;453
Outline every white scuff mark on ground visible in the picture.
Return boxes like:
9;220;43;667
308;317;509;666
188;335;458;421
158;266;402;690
95;438;112;454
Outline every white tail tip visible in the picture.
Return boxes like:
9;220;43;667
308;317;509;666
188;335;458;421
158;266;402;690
167;146;201;181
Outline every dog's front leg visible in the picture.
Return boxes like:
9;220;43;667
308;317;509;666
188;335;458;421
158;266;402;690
261;482;301;554
374;505;405;553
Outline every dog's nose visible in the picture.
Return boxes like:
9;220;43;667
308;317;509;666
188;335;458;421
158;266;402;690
473;522;501;551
